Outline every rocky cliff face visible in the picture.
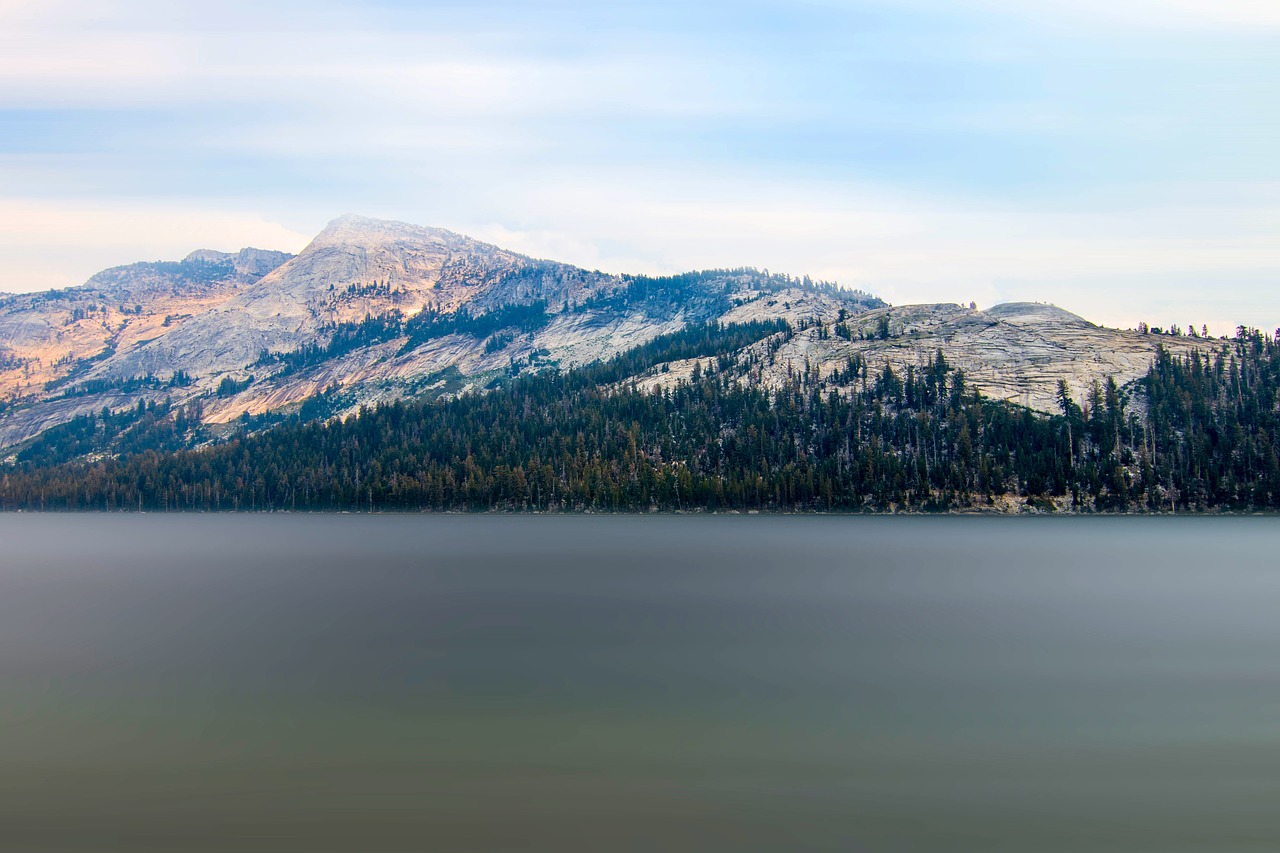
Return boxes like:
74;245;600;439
0;248;292;417
93;215;622;382
635;301;1216;415
0;214;1223;453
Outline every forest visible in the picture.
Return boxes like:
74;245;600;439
1;320;1276;513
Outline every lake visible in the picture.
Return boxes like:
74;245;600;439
0;514;1276;851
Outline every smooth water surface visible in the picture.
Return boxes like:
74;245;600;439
0;515;1276;851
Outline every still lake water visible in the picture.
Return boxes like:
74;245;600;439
0;514;1276;852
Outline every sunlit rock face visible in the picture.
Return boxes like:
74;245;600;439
633;301;1217;415
0;247;294;441
0;214;1217;451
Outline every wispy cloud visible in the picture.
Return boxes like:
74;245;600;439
0;0;1276;334
954;0;1280;29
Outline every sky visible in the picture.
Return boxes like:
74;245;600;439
0;0;1277;335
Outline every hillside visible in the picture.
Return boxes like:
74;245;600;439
0;214;1244;470
637;301;1215;415
0;215;877;450
3;320;1276;513
0;248;291;379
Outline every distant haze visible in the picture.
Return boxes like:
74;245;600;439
1;0;1277;337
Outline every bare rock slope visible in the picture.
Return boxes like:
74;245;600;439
0;214;1225;451
0;216;878;447
635;301;1218;414
0;248;292;437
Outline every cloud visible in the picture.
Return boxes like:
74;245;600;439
1059;0;1280;27
882;0;1280;30
0;1;762;121
0;0;1275;340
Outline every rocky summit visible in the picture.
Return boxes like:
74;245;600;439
0;215;1219;452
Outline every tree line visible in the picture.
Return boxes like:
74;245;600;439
1;322;1276;513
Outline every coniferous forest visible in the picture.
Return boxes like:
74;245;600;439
1;321;1277;513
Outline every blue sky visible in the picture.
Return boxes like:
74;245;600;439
1;0;1277;333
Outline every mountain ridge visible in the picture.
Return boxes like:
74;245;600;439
5;317;1275;514
0;215;1227;456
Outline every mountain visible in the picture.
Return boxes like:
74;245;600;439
0;214;1229;460
3;213;1275;513
0;215;878;449
0;247;293;445
638;300;1204;415
4;320;1276;513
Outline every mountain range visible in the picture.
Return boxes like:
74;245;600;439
0;214;1234;460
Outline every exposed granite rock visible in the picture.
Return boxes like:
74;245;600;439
0;214;1223;452
0;248;293;419
183;248;294;277
634;301;1222;414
